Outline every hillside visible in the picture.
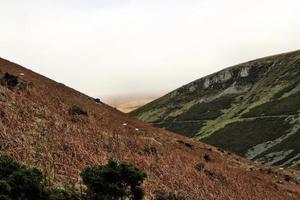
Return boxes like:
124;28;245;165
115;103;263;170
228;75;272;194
0;57;300;199
131;50;300;168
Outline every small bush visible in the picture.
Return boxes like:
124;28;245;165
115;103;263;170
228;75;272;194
195;163;205;171
0;73;19;89
94;98;101;104
284;175;291;182
177;140;193;149
204;170;216;179
217;148;225;153
81;158;147;200
143;145;158;157
203;154;211;162
69;106;88;116
0;110;5;119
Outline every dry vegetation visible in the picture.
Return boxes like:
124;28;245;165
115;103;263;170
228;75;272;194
0;58;300;199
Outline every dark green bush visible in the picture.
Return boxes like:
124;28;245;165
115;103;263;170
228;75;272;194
69;106;88;116
0;194;10;200
0;155;20;180
0;181;10;195
81;158;147;200
48;188;80;200
0;155;48;200
0;156;147;200
0;73;19;89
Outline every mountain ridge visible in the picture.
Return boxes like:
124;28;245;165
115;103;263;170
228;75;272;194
131;50;300;168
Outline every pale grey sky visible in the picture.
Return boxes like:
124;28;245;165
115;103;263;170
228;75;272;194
0;0;299;99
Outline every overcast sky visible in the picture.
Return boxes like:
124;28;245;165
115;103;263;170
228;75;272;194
0;0;299;100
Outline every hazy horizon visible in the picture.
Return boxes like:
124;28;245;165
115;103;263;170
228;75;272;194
1;0;300;100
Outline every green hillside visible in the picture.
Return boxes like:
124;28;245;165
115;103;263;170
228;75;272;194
131;50;300;168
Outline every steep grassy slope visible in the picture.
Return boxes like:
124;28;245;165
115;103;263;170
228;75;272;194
0;58;300;199
131;50;300;168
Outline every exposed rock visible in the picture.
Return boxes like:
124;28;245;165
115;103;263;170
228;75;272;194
204;69;232;88
240;67;250;77
189;85;196;92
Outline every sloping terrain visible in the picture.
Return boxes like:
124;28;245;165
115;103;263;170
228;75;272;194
131;50;300;168
0;58;300;199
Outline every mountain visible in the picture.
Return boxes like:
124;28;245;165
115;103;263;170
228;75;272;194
0;57;300;199
131;50;300;168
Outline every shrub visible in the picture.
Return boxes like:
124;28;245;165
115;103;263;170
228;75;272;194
0;181;10;195
0;156;148;200
177;140;193;149
284;175;291;182
203;154;211;162
0;73;19;89
0;155;20;180
94;98;101;104
8;169;46;200
0;155;48;200
204;170;216;179
195;163;204;171
48;188;79;200
69;106;88;116
143;145;158;157
81;158;147;200
0;109;5;119
0;195;10;200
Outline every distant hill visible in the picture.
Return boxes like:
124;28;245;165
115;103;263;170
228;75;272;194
115;98;157;113
103;94;160;113
131;50;300;168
